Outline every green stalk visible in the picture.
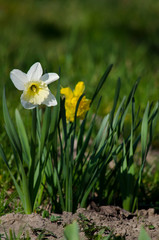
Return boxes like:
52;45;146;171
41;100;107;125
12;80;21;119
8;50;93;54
28;108;37;208
65;135;71;211
19;160;32;214
31;108;37;145
37;173;46;206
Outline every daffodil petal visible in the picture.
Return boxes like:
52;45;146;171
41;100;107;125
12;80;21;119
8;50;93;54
21;97;38;109
60;87;73;98
73;81;85;97
42;90;57;106
10;70;28;90
41;73;59;85
27;62;43;81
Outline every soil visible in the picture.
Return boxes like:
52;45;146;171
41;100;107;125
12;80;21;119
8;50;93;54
0;205;159;240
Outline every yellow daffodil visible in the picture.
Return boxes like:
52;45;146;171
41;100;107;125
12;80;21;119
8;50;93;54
10;62;59;109
61;81;91;122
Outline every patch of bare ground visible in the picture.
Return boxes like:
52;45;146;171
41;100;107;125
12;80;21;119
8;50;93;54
0;205;159;239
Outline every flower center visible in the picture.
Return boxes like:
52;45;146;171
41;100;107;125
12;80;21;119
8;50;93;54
22;81;49;105
30;84;38;93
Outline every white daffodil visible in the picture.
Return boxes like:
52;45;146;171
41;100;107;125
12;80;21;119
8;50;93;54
10;62;59;109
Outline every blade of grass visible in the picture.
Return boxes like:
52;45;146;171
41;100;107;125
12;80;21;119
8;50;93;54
40;107;51;155
0;144;25;211
64;221;80;240
91;64;113;104
3;88;21;155
109;78;121;128
15;109;31;167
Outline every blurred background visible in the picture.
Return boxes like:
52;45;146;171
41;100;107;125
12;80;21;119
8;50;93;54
0;0;159;140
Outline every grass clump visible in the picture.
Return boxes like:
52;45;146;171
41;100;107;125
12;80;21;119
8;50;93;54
0;62;158;215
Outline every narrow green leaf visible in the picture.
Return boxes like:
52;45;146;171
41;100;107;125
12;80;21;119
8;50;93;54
50;77;61;134
94;114;109;150
148;103;159;146
109;78;121;128
138;227;151;240
3;88;21;154
0;143;9;168
40;107;51;154
136;103;150;190
74;97;102;176
74;120;93;172
148;102;158;123
113;96;126;129
19;159;32;214
141;102;149;162
129;97;135;159
31;108;37;145
91;64;113;104
76;117;86;154
64;221;80;240
36;108;42;141
61;98;67;143
0;144;24;209
15;109;31;166
119;78;140;132
69;93;86;169
79;143;107;205
54;167;65;210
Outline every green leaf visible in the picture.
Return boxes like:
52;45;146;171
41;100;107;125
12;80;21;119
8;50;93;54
61;98;67;143
138;227;151;240
74;118;94;173
74;97;101;170
40;107;51;154
64;221;80;240
54;167;65;210
113;96;126;129
91;64;113;104
70;93;85;161
3;88;21;155
119;78;140;132
0;144;24;209
141;102;149;163
109;78;121;128
80;143;107;206
76;117;86;154
15;109;31;166
0;143;10;168
148;102;159;141
94;114;109;150
19;159;32;214
50;76;61;134
31;108;37;146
